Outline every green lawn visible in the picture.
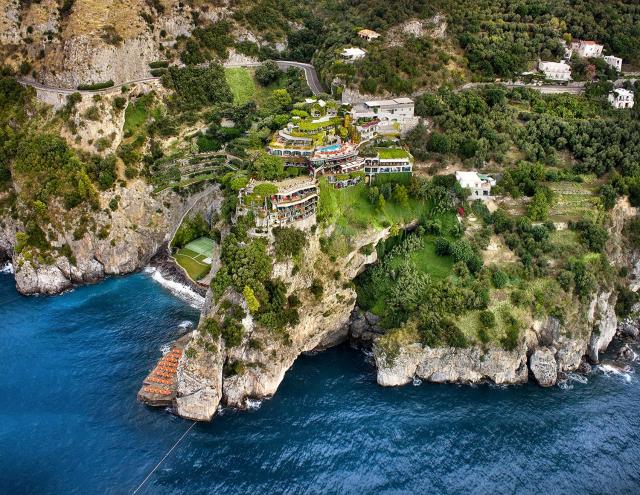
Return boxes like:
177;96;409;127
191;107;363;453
406;239;454;280
123;94;152;136
225;68;256;105
322;180;430;230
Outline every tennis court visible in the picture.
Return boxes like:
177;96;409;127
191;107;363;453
174;237;215;281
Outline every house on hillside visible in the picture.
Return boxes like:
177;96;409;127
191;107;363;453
604;55;623;72
538;60;572;81
363;149;413;177
455;171;496;200
237;178;319;231
571;40;604;58
358;29;381;41
608;88;634;109
351;98;415;124
342;47;367;62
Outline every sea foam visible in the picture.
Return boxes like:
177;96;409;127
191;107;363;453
598;363;634;383
144;266;205;309
0;262;14;274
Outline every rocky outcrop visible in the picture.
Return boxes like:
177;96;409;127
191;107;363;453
6;181;220;295
0;0;230;87
529;347;558;387
174;225;390;420
349;308;386;349
373;286;618;389
375;340;528;387
587;290;618;363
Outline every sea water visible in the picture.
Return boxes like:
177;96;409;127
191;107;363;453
1;272;639;494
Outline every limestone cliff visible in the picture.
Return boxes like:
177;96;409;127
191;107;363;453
370;200;640;389
0;0;230;87
2;182;220;295
174;225;390;421
372;287;617;388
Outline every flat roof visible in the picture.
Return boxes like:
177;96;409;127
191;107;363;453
365;97;414;107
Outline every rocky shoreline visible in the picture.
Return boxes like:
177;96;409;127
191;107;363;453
148;245;208;298
349;304;640;387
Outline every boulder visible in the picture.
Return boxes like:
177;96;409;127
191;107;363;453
529;347;558;387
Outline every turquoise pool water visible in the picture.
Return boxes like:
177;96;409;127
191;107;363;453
317;144;342;152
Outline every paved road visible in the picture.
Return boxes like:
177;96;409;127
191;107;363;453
276;61;324;95
17;76;161;96
18;59;325;97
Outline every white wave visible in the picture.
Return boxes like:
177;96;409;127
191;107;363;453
0;262;14;274
598;363;634;383
160;343;172;355
566;372;588;385
245;398;262;411
557;380;573;390
144;266;204;309
178;320;194;330
412;377;422;386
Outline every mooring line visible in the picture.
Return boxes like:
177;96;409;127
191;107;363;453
132;420;197;494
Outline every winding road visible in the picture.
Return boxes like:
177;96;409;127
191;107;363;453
18;60;325;97
17;60;633;102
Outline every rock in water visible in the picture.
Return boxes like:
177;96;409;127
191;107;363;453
529;347;558;387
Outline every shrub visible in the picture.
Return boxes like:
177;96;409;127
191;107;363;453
492;270;509;288
243;286;260;314
477;326;490;344
310;278;324;299
273;227;306;259
255;60;281;86
434;237;450;256
479;310;496;328
222;321;243;347
77;80;114;91
500;312;520;351
615;285;638;318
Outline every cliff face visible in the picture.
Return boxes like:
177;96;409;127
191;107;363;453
371;200;640;389
372;288;617;388
174;225;389;421
3;182;220;295
0;0;229;87
376;342;528;386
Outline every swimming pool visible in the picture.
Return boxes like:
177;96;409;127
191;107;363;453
318;144;342;152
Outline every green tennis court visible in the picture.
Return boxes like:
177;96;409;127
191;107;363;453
186;237;214;258
175;237;214;281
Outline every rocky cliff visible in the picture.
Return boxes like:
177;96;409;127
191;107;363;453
174;225;390;421
370;198;640;389
0;0;230;87
2;181;220;295
372;287;617;389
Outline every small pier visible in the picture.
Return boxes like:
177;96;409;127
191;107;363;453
137;339;187;407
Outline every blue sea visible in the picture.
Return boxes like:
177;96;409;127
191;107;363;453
1;270;639;495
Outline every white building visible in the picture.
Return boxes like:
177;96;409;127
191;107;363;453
237;178;318;231
604;55;623;72
608;88;634;109
538;60;572;81
363;149;413;177
455;171;496;200
342;47;366;61
571;40;604;58
352;98;415;124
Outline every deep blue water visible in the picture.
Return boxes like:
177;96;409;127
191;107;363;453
1;271;639;495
